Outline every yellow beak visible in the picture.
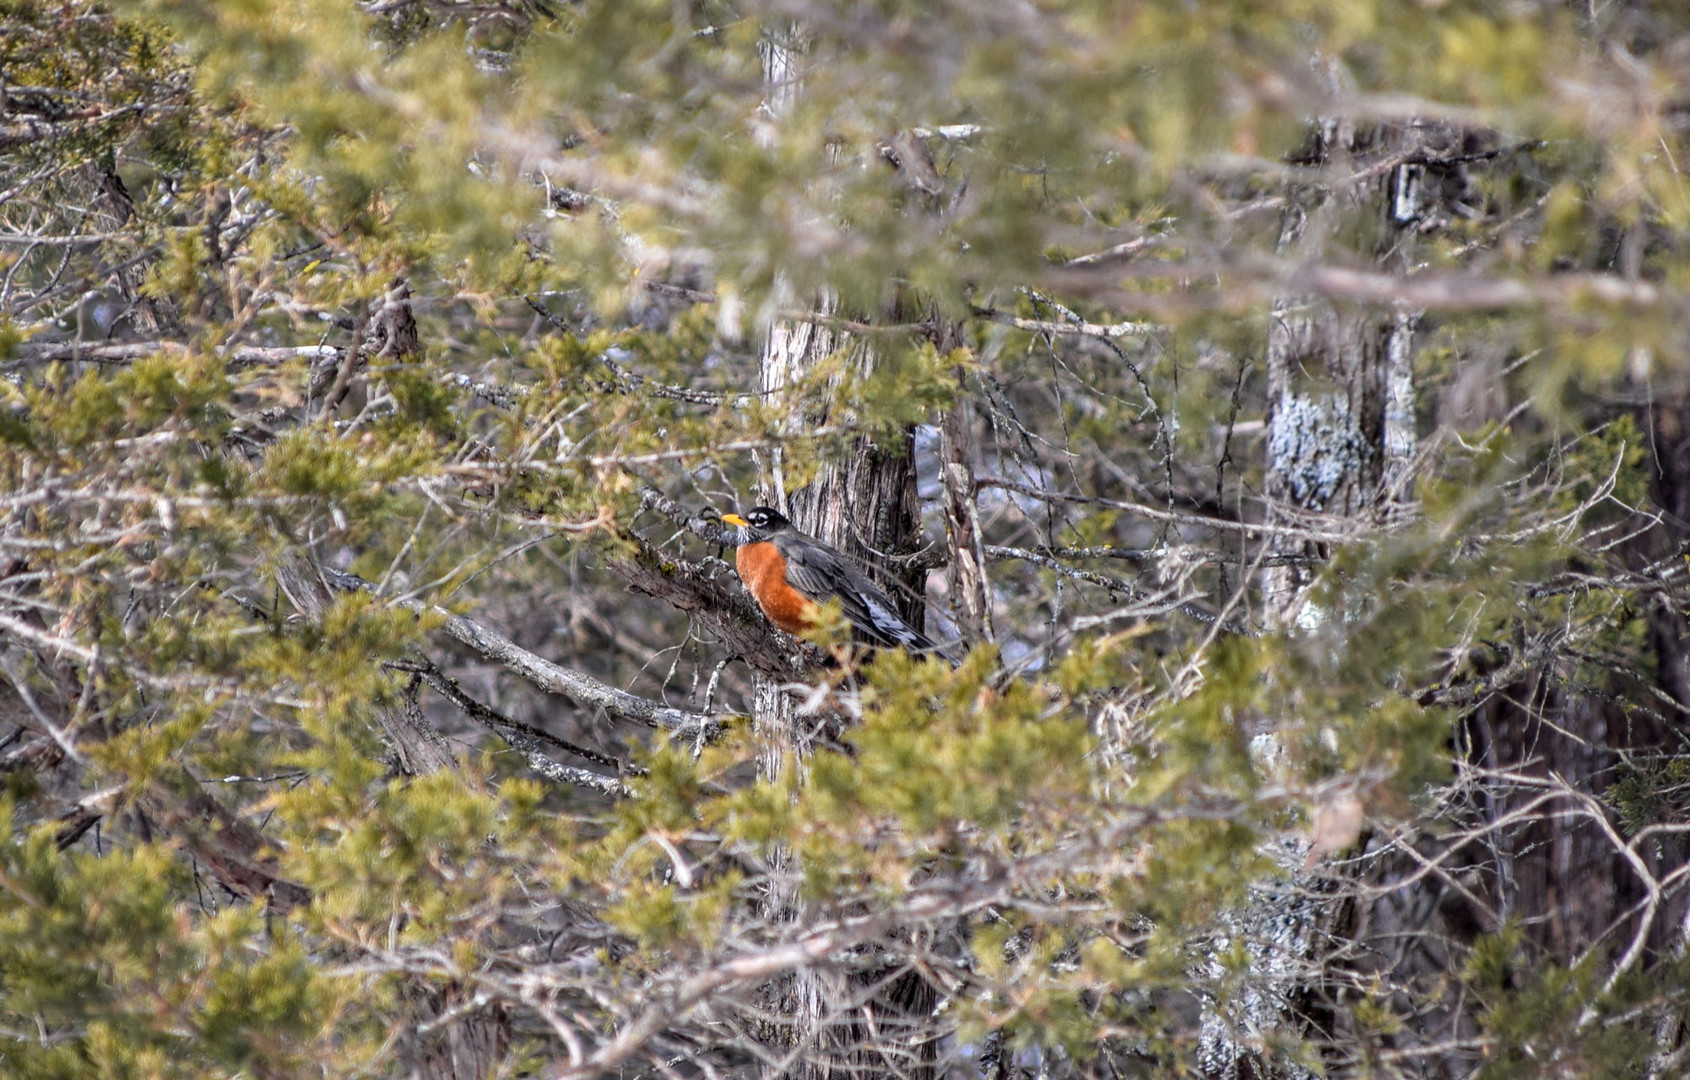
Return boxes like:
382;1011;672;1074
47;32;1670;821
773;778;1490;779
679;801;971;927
721;513;749;527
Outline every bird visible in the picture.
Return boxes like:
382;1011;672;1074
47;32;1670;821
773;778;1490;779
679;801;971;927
720;506;948;657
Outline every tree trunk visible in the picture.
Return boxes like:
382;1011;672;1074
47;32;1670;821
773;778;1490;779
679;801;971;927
749;31;936;1079
753;311;936;1080
933;310;992;649
1203;121;1428;1080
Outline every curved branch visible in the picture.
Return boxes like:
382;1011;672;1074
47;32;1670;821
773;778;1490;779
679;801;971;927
320;568;727;739
389;658;634;797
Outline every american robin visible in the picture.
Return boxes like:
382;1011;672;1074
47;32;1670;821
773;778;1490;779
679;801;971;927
721;506;946;657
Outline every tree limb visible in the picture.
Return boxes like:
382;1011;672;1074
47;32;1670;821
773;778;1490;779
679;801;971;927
319;568;728;739
390;659;633;797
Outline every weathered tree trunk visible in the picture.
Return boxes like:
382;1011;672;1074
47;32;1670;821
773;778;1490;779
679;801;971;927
750;31;936;1080
1261;119;1424;628
932;311;992;648
753;318;935;1080
1642;396;1690;1077
1202;121;1428;1080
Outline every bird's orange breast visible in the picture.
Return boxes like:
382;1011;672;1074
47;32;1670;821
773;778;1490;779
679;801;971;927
737;542;816;635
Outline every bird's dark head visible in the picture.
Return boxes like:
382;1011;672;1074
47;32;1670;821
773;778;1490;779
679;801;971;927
721;506;790;539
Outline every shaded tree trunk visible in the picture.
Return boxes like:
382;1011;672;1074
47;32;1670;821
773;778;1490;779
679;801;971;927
749;32;936;1079
1203;122;1429;1080
752;315;935;1079
753;302;939;1077
933;311;993;649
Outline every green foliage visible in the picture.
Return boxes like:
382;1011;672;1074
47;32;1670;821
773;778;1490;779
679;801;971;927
1;0;1688;1076
852;343;967;437
1607;756;1690;836
1465;934;1656;1080
0;804;351;1077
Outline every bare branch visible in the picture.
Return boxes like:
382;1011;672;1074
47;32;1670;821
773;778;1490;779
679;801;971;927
319;568;727;739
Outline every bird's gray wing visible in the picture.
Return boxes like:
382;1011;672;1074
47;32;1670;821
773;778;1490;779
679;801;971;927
776;535;937;651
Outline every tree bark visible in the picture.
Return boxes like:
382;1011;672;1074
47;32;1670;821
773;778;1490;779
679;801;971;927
1204;121;1429;1080
747;35;938;1079
752;312;936;1079
933;304;991;649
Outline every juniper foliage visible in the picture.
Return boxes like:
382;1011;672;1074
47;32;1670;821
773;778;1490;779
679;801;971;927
2;1;1689;1078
